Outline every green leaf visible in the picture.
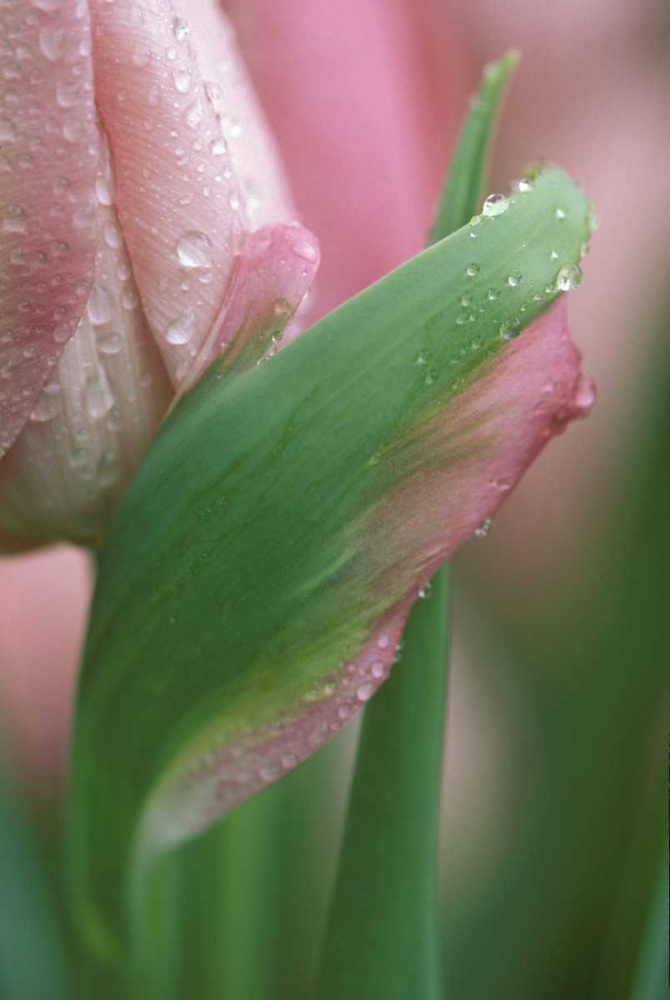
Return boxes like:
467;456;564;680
69;164;591;957
316;51;519;999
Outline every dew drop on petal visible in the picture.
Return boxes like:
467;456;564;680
87;284;113;325
56;79;80;108
166;311;196;345
38;26;64;62
0;118;16;142
291;238;317;263
29;382;61;423
176;230;212;268
173;68;191;94
97;331;122;355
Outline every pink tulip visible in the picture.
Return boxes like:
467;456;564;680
1;0;593;791
0;0;319;549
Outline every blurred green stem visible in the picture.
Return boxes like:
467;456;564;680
128;856;179;1000
317;568;450;998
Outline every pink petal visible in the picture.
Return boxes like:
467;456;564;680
0;129;173;549
171;0;298;232
0;0;99;456
223;0;468;318
146;300;595;843
175;223;319;398
89;0;295;387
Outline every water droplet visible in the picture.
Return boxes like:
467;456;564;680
418;581;433;599
166;311;196;345
98;331;122;355
0;118;16;142
39;26;64;61
291;239;317;263
513;177;533;194
357;682;374;702
87;284;113;325
3;205;26;233
424;369;438;386
482;193;509;217
259;764;280;783
29;382;61;423
499;321;515;341
555;207;567;221
466;263;480;277
103;222;122;248
587;205;599;233
63;118;82;142
177;230;212;269
185;99;203;130
474;518;492;538
55;79;79;108
172;16;190;41
95;175;114;206
121;286;138;310
550;250;559;261
486;288;499;301
556;263;583;292
85;369;115;419
415;349;431;366
210;137;227;156
281;752;298;770
493;476;511;492
377;634;390;650
371;661;386;679
574;373;596;414
173;68;191;94
507;271;522;288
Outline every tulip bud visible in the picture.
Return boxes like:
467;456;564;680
0;0;319;548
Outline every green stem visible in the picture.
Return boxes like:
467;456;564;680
317;567;450;999
178;737;347;1000
127;855;180;1000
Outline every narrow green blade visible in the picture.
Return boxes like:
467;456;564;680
318;571;450;999
69;163;591;957
430;50;519;242
317;52;517;999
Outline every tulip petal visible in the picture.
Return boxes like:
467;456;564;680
0;0;99;456
89;0;297;388
172;0;298;232
70;167;594;954
174;223;319;399
0;131;172;548
223;0;468;317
